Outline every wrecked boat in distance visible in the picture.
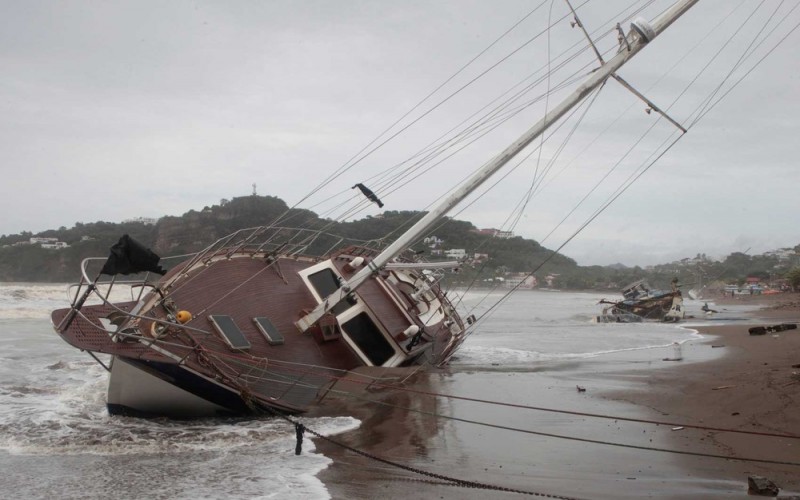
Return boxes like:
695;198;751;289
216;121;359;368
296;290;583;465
596;279;684;323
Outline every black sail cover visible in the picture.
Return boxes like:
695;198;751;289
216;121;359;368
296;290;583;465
100;234;167;276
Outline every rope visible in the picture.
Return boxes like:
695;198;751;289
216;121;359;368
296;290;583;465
258;404;585;499
127;317;800;446
257;369;800;468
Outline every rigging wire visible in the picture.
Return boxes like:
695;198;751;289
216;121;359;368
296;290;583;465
686;0;779;126
264;0;592;231
456;1;800;324
71;4;800;494
199;350;800;468
507;0;557;233
268;0;657;234
99;316;800;469
312;5;670;308
439;85;607;311
689;3;800;126
357;1;653;205
340;2;660;241
145;330;800;445
531;0;770;250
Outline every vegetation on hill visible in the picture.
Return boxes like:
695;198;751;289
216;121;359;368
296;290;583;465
1;195;798;291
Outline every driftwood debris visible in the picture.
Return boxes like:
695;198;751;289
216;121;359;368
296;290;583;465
749;323;797;336
747;475;780;496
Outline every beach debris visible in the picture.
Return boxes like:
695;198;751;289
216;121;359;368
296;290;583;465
576;385;586;392
294;423;305;455
662;342;683;361
748;323;797;336
747;475;780;496
701;302;719;313
731;412;740;416
712;385;736;391
792;364;800;369
671;426;684;431
711;344;726;348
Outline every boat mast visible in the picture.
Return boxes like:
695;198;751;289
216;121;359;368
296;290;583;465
297;0;699;331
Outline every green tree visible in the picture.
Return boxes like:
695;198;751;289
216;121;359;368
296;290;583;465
785;267;800;291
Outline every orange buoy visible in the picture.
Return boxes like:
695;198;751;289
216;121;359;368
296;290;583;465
176;310;193;324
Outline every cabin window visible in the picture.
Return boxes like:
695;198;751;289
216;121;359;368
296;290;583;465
341;312;394;366
307;268;353;315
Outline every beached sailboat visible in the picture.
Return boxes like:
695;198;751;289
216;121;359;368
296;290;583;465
51;0;764;417
52;232;468;416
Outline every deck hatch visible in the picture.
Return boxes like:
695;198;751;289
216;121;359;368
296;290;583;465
208;315;251;350
253;317;285;346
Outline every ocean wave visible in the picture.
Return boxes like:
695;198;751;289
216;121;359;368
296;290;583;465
452;337;697;367
0;366;359;456
0;283;137;319
0;349;360;457
0;414;360;457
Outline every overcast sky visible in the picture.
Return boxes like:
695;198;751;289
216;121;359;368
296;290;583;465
2;0;798;266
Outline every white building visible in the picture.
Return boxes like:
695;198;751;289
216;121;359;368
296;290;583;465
423;236;443;248
123;217;158;225
444;248;466;259
765;248;796;261
504;273;537;289
30;237;58;244
41;241;69;249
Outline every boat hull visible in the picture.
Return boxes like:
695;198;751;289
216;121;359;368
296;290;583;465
107;357;249;418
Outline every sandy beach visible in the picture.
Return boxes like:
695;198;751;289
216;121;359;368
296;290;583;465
311;293;800;499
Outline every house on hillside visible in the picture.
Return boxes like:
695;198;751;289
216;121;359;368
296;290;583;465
479;228;514;239
544;274;559;287
765;248;796;261
472;253;489;263
29;237;69;249
423;236;443;248
504;273;537;289
444;248;466;259
122;217;158;225
41;241;69;249
30;237;58;244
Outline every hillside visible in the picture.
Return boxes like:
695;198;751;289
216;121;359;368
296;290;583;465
0;195;578;283
3;195;797;291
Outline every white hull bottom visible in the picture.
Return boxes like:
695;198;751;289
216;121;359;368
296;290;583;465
107;357;229;418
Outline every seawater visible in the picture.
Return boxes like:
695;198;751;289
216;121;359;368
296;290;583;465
0;283;753;499
0;284;358;499
452;288;708;367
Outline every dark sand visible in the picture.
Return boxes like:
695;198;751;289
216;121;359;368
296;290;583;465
311;294;800;499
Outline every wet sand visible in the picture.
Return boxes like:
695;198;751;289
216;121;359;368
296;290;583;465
312;294;800;499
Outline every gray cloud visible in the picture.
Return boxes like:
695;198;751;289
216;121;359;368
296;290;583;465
2;1;798;267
